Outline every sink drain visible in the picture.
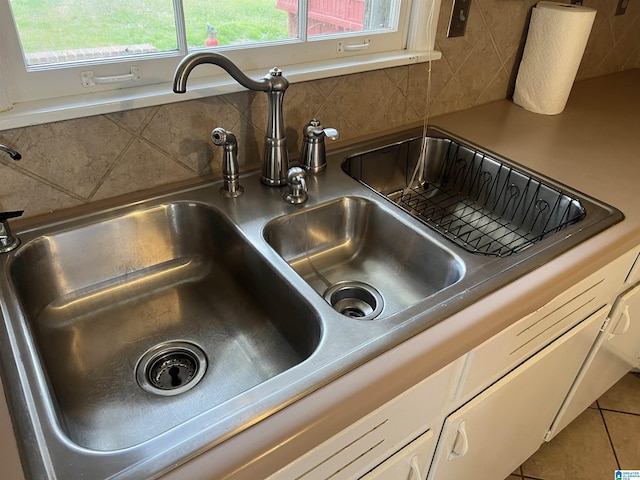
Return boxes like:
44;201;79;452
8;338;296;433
324;281;384;321
136;341;207;396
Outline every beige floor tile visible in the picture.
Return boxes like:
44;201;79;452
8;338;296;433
602;410;640;469
506;475;521;480
598;372;640;415
521;408;618;480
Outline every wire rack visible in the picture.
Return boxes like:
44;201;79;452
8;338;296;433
368;137;586;257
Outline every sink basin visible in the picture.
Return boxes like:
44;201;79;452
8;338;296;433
264;197;464;319
343;131;590;256
9;202;321;450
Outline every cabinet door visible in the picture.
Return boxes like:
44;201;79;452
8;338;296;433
428;308;604;480
267;358;463;480
607;285;640;368
360;430;434;480
454;249;634;405
549;284;640;437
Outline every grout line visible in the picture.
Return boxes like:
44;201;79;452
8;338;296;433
86;134;138;200
598;407;640;417
4;161;86;202
599;407;621;470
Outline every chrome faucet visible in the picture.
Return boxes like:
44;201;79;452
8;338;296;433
0;145;24;252
0;210;23;253
0;144;22;160
173;52;290;187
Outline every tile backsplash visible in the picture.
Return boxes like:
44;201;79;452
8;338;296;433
1;0;638;218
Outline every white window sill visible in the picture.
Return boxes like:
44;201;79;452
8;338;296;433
0;49;440;131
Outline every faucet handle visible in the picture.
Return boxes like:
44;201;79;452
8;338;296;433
0;210;24;253
300;119;339;174
0;210;24;221
283;167;308;205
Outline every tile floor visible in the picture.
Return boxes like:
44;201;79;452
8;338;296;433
507;372;640;480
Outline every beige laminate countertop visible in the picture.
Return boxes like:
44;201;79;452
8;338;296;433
2;69;639;480
435;68;640;252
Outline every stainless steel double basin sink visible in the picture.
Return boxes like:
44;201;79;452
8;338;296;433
0;127;622;479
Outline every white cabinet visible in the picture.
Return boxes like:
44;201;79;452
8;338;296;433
548;282;640;438
452;250;633;406
267;358;463;480
360;430;434;480
427;307;606;480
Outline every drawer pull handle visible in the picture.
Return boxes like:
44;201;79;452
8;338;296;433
609;306;631;339
409;455;423;479
448;420;469;460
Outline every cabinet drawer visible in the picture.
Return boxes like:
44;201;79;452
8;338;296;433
455;251;634;403
267;358;462;480
360;430;434;480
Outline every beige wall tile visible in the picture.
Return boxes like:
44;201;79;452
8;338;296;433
430;76;472;117
0;128;23;147
322;69;408;135
477;68;511;105
483;0;532;64
280;81;328;152
436;0;477;73
609;0;640;43
0;165;81;215
578;10;618;81
312;102;361;143
455;26;504;102
616;16;640;69
406;58;455;122
92;139;195;201
108;107;159;133
14;116;132;198
142;96;242;173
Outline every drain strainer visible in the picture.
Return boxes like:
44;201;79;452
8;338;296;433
136;341;207;396
324;281;384;321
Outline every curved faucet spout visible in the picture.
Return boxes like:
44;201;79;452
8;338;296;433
173;52;283;93
173;52;290;187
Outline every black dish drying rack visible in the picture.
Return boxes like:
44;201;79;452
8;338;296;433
345;135;587;257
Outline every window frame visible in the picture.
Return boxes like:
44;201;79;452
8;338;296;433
0;0;441;130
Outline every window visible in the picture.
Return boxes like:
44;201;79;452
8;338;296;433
0;0;441;127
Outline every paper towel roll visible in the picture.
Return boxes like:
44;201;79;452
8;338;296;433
513;2;596;115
